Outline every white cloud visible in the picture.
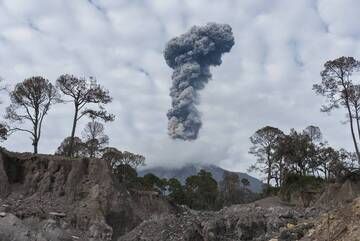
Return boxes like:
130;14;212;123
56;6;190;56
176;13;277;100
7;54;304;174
0;0;359;179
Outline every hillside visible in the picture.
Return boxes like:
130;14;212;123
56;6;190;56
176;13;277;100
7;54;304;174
2;149;360;240
139;163;264;193
0;149;173;241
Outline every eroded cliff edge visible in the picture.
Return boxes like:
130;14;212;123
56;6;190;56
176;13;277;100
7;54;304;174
0;148;174;241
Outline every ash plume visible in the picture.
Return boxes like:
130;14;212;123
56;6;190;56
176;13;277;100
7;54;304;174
164;23;235;140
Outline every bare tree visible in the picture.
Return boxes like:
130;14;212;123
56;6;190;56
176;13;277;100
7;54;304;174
0;78;8;141
348;84;360;142
249;126;284;186
82;119;109;158
5;76;60;153
220;171;241;206
313;56;360;161
303;125;322;143
56;75;114;156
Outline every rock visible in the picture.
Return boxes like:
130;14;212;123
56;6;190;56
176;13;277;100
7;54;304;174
49;212;66;218
0;212;6;217
119;204;304;241
286;223;295;229
279;223;314;241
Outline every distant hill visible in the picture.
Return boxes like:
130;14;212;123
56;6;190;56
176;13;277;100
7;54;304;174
138;163;264;193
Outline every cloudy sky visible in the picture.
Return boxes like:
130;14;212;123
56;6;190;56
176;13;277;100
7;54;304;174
1;0;360;177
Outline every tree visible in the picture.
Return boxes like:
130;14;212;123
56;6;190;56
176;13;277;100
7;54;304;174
82;119;109;158
241;178;250;188
102;147;145;183
56;75;114;156
185;170;218;210
0;79;8;142
142;173;167;195
303;125;322;143
328;149;357;181
167;178;186;205
219;171;242;206
313;56;360;161
0;124;8;141
249;126;284;186
102;147;145;169
314;145;339;180
56;136;85;157
278;129;317;177
348;84;360;143
114;164;138;186
5;76;60;153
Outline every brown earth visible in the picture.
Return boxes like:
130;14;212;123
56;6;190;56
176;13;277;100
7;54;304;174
0;148;174;241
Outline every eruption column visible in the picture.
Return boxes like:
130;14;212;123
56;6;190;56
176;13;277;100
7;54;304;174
164;23;235;140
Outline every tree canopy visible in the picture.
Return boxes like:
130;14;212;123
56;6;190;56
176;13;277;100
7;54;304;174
313;56;360;161
56;75;114;156
5;76;60;153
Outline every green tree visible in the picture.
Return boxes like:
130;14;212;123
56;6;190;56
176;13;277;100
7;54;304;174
308;144;337;180
167;178;186;205
56;75;114;157
6;76;60;153
142;173;167;195
114;164;138;186
102;147;145;183
102;147;145;169
185;170;218;210
278;129;317;176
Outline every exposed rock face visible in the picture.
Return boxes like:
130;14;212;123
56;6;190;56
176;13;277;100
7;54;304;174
301;197;360;241
119;202;303;241
0;149;173;241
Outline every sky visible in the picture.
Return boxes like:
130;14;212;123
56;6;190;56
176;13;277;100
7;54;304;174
1;0;360;178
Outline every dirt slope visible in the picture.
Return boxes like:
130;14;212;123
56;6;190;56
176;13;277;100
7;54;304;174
0;149;173;241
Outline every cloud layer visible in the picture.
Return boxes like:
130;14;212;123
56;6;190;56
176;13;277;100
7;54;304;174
1;0;360;177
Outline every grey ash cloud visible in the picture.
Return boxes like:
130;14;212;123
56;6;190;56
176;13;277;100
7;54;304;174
164;23;235;140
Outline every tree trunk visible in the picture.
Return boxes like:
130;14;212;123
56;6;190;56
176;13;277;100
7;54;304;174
355;107;360;141
345;101;360;161
341;77;360;162
34;142;38;154
68;105;79;157
279;160;283;187
33;108;39;154
266;150;271;186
